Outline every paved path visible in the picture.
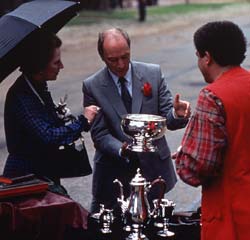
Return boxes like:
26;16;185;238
1;3;250;212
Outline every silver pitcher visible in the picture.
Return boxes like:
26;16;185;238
99;204;114;234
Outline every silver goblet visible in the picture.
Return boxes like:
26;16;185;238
121;114;167;152
153;199;175;237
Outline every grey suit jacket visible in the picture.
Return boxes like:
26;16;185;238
83;61;188;199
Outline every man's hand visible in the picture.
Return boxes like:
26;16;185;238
120;142;130;159
120;142;137;161
171;151;178;160
120;142;139;166
173;94;191;118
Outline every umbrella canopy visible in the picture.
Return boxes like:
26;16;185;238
0;0;79;82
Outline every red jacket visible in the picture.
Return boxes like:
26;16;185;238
202;67;250;240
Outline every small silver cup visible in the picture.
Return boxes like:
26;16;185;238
99;204;114;234
153;198;175;237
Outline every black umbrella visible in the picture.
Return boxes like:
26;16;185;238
0;0;79;82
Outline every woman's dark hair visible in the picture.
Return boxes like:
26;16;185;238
20;30;62;75
194;21;246;66
97;28;130;59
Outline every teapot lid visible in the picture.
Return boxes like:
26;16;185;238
130;168;146;186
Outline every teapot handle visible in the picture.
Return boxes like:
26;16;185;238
150;176;166;209
113;179;124;201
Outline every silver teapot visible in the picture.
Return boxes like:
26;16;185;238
113;168;166;224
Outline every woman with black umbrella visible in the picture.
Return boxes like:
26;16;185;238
3;30;98;195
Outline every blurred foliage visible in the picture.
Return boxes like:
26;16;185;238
68;2;238;25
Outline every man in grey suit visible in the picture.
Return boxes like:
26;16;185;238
82;28;191;213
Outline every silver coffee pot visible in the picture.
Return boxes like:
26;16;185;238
114;168;166;224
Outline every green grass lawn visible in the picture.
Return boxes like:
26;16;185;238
68;2;240;25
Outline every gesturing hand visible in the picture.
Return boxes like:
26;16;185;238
173;94;191;118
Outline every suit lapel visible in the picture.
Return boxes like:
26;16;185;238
101;68;127;117
131;63;143;113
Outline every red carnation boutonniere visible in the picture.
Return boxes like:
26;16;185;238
142;82;152;97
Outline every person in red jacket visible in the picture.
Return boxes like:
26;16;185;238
174;21;250;240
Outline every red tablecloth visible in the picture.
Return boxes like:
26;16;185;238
0;191;89;240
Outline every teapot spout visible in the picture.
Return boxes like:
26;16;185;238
113;179;128;213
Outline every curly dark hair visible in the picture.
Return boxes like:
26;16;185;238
193;21;246;66
20;30;62;75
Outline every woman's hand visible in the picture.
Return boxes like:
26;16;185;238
84;105;100;124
